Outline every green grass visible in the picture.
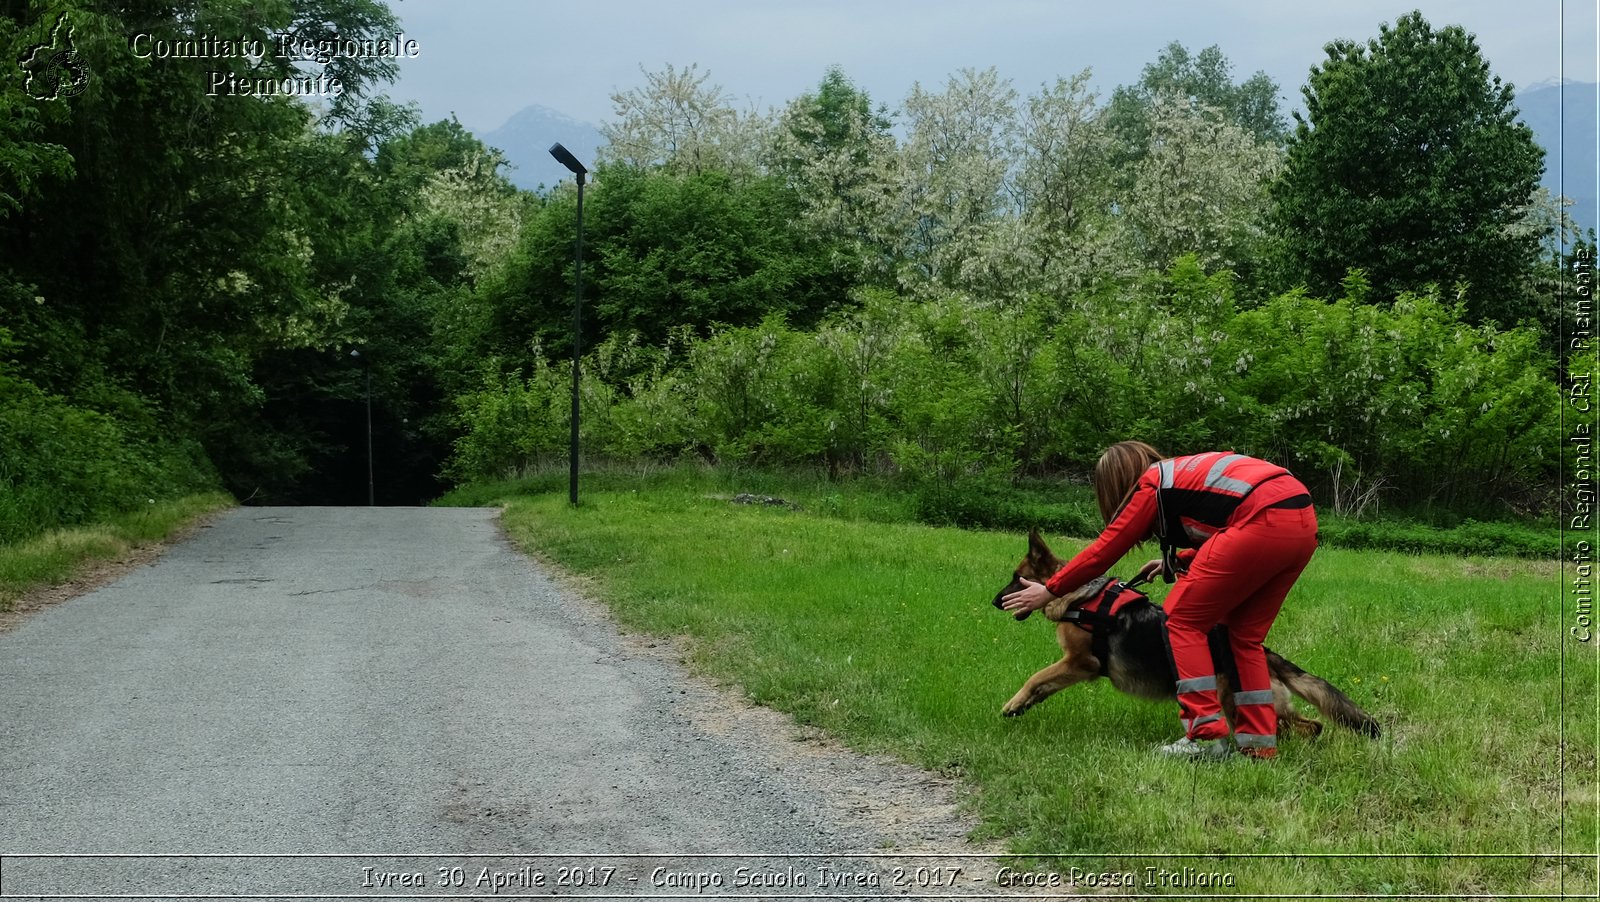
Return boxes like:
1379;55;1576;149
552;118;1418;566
463;468;1594;897
437;458;1558;557
0;492;235;613
434;460;927;525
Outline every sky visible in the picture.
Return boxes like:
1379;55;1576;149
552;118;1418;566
381;0;1599;134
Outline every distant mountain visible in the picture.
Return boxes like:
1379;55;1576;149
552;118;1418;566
1519;80;1598;239
479;105;605;193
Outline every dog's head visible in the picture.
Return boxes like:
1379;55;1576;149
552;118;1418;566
991;527;1108;621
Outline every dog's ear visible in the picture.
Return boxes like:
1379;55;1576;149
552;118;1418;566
1027;526;1053;564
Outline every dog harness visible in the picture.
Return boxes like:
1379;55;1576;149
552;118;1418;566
1052;578;1155;679
1053;579;1147;632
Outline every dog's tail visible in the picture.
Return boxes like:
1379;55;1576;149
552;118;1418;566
1268;650;1382;738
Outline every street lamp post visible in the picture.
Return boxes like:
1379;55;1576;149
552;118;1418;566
549;142;588;507
350;349;373;506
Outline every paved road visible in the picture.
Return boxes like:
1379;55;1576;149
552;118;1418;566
0;508;991;900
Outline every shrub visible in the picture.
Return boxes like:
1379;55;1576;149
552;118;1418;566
442;262;1560;519
0;368;215;544
1316;517;1555;558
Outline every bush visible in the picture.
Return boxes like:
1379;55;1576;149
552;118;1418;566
442;263;1561;519
1224;283;1558;511
910;477;1102;535
1316;517;1555;558
0;369;216;544
445;363;568;481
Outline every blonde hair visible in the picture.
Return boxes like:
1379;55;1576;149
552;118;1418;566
1094;440;1164;524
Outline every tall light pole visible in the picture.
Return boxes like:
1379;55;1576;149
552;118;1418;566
549;142;587;507
350;348;373;506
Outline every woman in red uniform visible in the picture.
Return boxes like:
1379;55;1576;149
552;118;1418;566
1001;440;1318;759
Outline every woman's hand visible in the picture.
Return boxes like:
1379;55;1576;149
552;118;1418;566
1135;558;1163;584
1001;578;1056;619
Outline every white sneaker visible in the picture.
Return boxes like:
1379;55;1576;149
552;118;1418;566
1158;736;1234;760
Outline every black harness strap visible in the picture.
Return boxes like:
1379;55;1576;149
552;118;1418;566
1060;579;1148;677
1154;606;1241;700
1059;580;1131;630
1059;607;1117;631
1155;604;1180;686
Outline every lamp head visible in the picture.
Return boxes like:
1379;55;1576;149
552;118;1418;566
548;142;588;176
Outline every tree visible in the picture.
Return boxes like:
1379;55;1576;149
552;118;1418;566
776;66;893;164
769;67;899;285
1106;42;1287;168
896;67;1019;295
0;0;471;508
467;164;851;381
1118;93;1282;278
590;166;842;338
378;118;524;283
1271;10;1547;323
598;63;769;175
1011;70;1120;291
0;14;72;218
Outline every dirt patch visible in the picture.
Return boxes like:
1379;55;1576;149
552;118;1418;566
0;510;229;634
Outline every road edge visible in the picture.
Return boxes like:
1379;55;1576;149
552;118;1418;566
0;502;235;634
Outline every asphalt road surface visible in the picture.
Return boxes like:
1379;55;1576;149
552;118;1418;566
0;507;998;901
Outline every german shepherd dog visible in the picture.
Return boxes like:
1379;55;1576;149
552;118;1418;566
992;528;1380;739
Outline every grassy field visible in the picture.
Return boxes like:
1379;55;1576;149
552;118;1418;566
451;468;1592;897
0;492;234;615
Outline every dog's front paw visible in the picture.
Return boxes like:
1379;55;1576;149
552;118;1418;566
1001;699;1029;717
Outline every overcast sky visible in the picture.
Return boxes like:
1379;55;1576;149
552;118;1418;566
382;0;1598;134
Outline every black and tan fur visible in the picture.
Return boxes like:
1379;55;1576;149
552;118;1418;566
992;528;1380;740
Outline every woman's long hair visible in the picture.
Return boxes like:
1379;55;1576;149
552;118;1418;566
1094;440;1164;525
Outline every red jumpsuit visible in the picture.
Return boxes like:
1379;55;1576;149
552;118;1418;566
1043;452;1318;757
